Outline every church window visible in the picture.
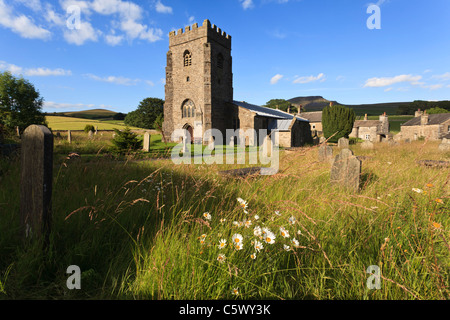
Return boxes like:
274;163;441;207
182;99;195;118
184;50;192;67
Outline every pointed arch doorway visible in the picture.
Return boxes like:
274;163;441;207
182;123;194;143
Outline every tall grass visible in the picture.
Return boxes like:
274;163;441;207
0;139;448;299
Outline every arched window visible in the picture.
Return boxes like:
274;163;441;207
217;53;224;69
184;50;192;67
182;99;195;118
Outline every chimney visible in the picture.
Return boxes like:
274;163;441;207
421;110;429;125
364;114;368;121
415;109;423;117
287;106;291;114
297;105;302;115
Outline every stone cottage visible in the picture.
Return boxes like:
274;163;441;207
162;19;312;148
349;113;390;142
396;110;450;141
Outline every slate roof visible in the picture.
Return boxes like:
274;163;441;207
298;111;322;123
353;120;381;128
233;100;308;122
401;113;450;126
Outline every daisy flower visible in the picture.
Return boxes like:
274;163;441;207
217;253;226;263
263;230;276;244
274;210;281;216
218;239;227;249
412;188;423;194
232;233;243;245
203;212;212;221
254;226;262;237
283;244;291;251
291;238;299;247
288;216;296;225
280;226;290;238
237;198;248;210
254;240;264;252
244;219;252;228
231;288;239;296
234;242;244;251
220;218;227;224
254;214;260;220
250;252;257;260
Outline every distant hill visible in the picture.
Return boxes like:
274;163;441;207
288;96;412;116
46;109;121;120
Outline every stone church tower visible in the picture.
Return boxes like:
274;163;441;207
162;19;233;143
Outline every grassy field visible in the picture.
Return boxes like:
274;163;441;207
45;115;142;131
0;137;449;300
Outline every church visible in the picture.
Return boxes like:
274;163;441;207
162;19;312;148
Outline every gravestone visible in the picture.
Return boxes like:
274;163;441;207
95;126;98;135
143;132;151;152
20;125;53;242
68;130;72;143
88;130;94;139
330;148;361;191
318;144;333;162
338;137;349;148
182;131;189;154
361;141;374;150
438;141;450;152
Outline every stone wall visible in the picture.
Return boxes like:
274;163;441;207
399;122;450;141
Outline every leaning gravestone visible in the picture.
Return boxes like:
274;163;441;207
330;148;361;191
338;137;349;148
438;139;450;152
361;141;374;150
20;125;53;242
143;132;151;152
318;144;333;162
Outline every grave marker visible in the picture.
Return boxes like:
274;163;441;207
330;148;361;191
318;144;333;162
338;137;349;148
143;132;151;152
20;125;53;242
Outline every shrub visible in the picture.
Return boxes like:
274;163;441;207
84;124;95;133
111;127;142;151
322;104;356;143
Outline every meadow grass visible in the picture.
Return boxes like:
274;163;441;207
45;116;142;131
0;138;448;300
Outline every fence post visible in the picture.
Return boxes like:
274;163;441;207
20;125;53;243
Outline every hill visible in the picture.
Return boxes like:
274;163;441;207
46;109;120;120
288;96;412;116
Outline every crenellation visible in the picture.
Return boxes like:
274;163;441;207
169;19;231;49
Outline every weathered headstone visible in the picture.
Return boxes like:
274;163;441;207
88;130;94;139
20;125;53;242
330;148;361;191
438;142;450;152
67;130;72;143
143;132;151;152
318;144;333;162
387;139;398;146
337;137;349;148
182;131;189;154
361;140;374;150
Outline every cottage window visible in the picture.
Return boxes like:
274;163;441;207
184;50;192;67
182;99;195;118
365;134;371;140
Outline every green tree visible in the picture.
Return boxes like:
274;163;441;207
322;104;356;143
111;127;142;151
124;97;164;129
264;99;297;113
0;71;46;133
427;107;449;114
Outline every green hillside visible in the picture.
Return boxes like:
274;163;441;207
46;109;120;120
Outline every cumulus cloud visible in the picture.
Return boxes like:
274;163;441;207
270;74;283;84
363;74;422;87
0;0;51;40
43;101;96;110
293;73;325;84
155;0;173;14
84;73;141;86
240;0;254;10
431;72;450;81
0;61;72;76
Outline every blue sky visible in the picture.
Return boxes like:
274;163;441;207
1;0;449;113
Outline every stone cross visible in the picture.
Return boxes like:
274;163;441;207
143;132;151;152
337;137;349;148
330;148;361;191
20;125;53;242
318;144;333;162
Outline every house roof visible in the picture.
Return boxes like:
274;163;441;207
268;119;294;131
298;111;322;123
353;120;381;128
233;100;309;122
401;113;450;126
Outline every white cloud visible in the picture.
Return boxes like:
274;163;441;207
422;84;444;91
270;74;283;85
155;0;173;14
14;0;42;12
293;73;325;84
43;101;96;110
431;72;450;81
384;87;393;92
0;0;51;40
63;20;100;45
105;33;123;45
0;61;72;76
363;74;422;87
85;73;141;86
240;0;254;10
